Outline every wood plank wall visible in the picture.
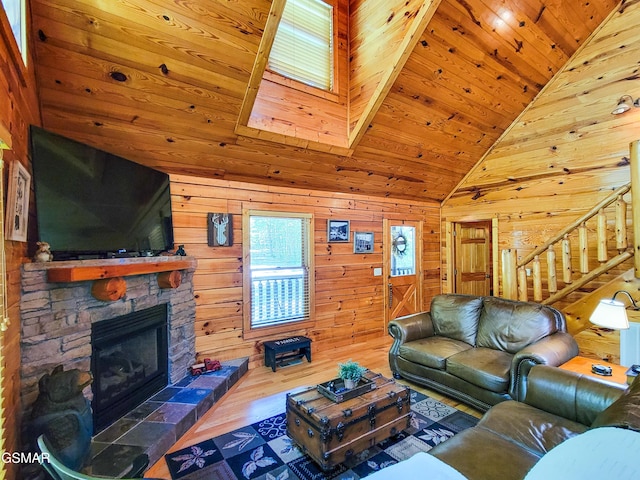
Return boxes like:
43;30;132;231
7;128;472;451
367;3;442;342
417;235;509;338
170;174;440;367
0;10;41;478
348;0;432;134
441;1;640;360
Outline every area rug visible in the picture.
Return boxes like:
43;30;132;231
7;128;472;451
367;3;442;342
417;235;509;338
164;390;478;480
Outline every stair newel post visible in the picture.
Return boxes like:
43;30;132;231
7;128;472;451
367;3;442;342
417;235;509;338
562;234;572;284
532;255;542;301
631;140;640;278
501;249;518;299
517;266;528;301
547;244;557;294
597;208;608;262
616;194;628;252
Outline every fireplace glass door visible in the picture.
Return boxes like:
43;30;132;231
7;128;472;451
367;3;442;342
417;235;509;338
91;304;168;432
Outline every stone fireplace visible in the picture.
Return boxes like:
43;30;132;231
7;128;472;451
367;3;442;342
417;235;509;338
19;256;197;432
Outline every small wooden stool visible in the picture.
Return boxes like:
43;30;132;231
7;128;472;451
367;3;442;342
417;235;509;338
263;336;312;372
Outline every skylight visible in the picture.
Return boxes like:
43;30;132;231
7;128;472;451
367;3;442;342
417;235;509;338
268;0;334;91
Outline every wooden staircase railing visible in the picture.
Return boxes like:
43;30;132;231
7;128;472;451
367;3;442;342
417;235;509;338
502;183;633;305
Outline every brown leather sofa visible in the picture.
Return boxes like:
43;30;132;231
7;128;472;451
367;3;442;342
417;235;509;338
388;294;579;410
429;365;638;480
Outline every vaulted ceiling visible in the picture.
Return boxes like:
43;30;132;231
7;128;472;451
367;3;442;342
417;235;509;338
29;0;619;202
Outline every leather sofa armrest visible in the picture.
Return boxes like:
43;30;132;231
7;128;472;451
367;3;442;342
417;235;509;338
388;311;434;345
509;332;579;401
523;365;627;425
388;312;434;375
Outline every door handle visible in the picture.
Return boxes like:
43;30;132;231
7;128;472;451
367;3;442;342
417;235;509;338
388;283;393;308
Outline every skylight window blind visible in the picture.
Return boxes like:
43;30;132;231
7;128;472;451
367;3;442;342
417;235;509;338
269;0;334;91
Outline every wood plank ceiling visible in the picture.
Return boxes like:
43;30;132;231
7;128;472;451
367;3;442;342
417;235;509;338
29;0;619;202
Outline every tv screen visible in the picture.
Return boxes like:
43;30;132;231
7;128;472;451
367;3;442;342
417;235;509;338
30;126;174;260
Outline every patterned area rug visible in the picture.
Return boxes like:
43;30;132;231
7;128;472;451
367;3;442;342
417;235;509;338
164;390;478;480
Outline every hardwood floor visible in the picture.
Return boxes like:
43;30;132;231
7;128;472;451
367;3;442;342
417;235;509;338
145;336;482;479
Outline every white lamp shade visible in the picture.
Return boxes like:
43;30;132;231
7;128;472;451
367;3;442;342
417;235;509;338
589;299;630;330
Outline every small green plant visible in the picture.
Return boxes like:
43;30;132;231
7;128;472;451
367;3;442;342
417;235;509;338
337;360;367;384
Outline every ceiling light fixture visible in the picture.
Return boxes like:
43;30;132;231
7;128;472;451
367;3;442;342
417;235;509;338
612;95;640;115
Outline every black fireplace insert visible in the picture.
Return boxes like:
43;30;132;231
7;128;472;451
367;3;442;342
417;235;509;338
91;304;168;433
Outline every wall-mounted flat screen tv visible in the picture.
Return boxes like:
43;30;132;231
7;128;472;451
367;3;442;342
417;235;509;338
30;126;174;260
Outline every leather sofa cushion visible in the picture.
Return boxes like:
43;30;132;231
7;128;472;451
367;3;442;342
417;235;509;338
591;375;640;431
478;400;588;456
399;337;471;370
446;347;512;393
476;297;557;354
431;294;483;346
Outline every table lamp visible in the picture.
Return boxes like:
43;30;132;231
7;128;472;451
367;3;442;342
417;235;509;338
588;290;635;375
589;290;635;330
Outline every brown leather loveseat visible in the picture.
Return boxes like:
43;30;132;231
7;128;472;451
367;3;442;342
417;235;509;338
388;294;579;410
429;365;639;479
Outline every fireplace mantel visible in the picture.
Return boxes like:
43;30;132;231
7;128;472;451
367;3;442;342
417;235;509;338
44;256;196;282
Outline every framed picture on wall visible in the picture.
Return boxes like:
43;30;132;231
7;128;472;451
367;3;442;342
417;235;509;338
353;231;374;253
327;219;350;243
208;213;233;246
5;160;30;242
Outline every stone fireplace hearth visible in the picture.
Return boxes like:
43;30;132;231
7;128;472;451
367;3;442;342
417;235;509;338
19;256;197;429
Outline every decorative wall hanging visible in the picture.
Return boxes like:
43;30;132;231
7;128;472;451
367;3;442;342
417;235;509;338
327;219;350;243
208;213;233;246
5;160;30;242
353;231;374;253
392;232;408;257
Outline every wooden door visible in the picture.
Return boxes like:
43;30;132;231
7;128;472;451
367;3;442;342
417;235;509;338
453;221;492;295
384;219;423;327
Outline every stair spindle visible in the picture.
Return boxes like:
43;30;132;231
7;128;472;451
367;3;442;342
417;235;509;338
616;195;628;252
579;223;588;274
547;245;557;293
517;266;528;301
597;208;608;262
562;234;572;284
533;255;542;301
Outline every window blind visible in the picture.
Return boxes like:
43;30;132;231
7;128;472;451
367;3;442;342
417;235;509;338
268;0;334;91
248;214;312;328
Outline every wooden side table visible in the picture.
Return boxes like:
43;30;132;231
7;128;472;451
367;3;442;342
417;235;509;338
559;356;628;386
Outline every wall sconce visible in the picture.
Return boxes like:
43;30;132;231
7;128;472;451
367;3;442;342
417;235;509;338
612;95;640;115
589;290;637;330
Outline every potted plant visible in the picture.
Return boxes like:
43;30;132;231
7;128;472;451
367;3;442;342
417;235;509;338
338;360;367;389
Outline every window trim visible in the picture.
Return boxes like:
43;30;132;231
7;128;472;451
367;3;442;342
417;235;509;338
266;0;339;96
242;209;315;340
0;0;27;85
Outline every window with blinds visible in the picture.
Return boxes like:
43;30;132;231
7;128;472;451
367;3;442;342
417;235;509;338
244;211;314;330
268;0;334;91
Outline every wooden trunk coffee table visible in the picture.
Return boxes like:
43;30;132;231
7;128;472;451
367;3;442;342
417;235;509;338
285;370;411;470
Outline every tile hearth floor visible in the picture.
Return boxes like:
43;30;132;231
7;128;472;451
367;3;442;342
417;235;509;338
88;358;248;477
